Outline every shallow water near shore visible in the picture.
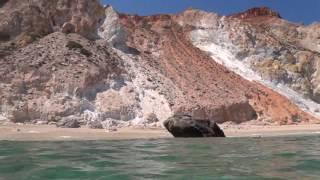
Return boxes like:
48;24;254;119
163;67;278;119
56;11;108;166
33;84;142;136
0;136;320;180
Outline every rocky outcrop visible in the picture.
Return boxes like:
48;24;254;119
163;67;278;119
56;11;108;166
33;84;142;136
98;6;127;46
86;118;127;131
231;7;281;19
0;0;105;45
0;0;319;130
61;22;76;34
120;13;316;125
87;120;103;129
176;8;320;118
56;116;81;128
164;115;225;137
0;31;135;125
0;3;173;128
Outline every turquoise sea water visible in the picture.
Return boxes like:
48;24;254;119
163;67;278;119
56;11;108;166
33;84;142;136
0;136;320;180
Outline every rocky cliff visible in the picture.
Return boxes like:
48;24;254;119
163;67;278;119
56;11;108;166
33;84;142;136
179;8;320;116
0;1;319;130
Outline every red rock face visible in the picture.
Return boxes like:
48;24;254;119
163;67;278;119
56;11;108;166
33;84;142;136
119;14;317;124
231;7;281;19
0;1;319;126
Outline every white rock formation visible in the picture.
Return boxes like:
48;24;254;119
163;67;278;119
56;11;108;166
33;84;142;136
183;9;320;118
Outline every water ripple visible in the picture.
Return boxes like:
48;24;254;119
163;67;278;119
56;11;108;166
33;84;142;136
0;136;320;179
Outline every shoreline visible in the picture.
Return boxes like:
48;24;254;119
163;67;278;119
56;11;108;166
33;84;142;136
1;123;320;141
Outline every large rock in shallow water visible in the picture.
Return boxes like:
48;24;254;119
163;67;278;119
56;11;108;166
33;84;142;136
164;115;225;137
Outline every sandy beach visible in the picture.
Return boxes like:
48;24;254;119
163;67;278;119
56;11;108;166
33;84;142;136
1;123;320;141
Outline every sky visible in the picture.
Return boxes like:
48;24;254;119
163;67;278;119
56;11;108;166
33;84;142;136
101;0;320;25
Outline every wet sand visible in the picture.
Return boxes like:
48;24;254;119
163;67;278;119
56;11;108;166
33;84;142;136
221;124;320;137
1;123;320;141
0;124;171;141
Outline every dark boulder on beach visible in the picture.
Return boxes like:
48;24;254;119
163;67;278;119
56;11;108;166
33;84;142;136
164;115;226;138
